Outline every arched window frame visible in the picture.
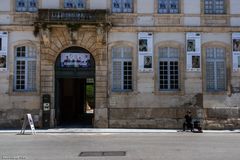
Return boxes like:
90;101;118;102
14;45;37;92
111;46;133;92
202;42;231;94
158;47;180;91
109;42;137;94
154;41;185;95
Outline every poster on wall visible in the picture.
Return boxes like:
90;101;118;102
138;32;153;72
186;32;201;72
232;33;240;72
0;31;8;71
61;53;91;68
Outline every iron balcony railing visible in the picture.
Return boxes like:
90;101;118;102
37;9;108;24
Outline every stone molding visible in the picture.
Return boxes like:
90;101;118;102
39;26;108;127
201;41;232;95
153;41;185;95
108;41;138;95
200;0;230;26
8;40;40;96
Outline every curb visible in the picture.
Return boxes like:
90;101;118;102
0;128;239;134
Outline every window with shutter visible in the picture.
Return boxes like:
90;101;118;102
14;45;37;91
206;48;226;91
112;47;133;91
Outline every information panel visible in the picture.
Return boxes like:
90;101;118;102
232;33;240;72
186;32;201;72
138;32;153;72
61;52;91;68
0;31;8;71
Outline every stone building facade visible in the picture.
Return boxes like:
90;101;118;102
0;0;240;129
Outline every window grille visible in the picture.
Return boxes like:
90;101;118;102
112;0;133;13
64;0;86;9
204;0;225;14
159;47;179;90
16;0;37;12
158;0;180;14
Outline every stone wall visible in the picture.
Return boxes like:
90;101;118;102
0;108;40;129
109;93;204;129
109;107;204;129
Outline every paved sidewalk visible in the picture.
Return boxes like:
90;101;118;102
0;128;240;134
1;131;240;160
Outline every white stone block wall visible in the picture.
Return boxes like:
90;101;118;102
90;0;107;9
230;0;240;14
41;0;60;9
137;0;154;13
0;0;11;11
183;0;201;14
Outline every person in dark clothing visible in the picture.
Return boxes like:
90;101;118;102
183;111;193;131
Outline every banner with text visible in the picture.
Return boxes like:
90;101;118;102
232;33;240;72
61;52;91;68
138;32;153;72
186;32;201;72
0;31;8;71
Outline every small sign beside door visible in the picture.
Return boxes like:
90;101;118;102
20;114;36;135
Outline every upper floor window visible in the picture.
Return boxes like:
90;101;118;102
158;0;180;14
64;0;86;9
112;0;133;13
158;47;179;91
16;0;37;12
112;47;133;92
204;0;225;14
14;45;37;91
206;47;226;91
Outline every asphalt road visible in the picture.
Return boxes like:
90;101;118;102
0;132;240;160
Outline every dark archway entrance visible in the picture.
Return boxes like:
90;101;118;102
55;47;95;127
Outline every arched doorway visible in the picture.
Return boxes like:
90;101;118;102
55;46;95;127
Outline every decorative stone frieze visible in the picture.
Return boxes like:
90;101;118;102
12;13;37;24
40;28;51;47
154;15;183;26
201;15;230;26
